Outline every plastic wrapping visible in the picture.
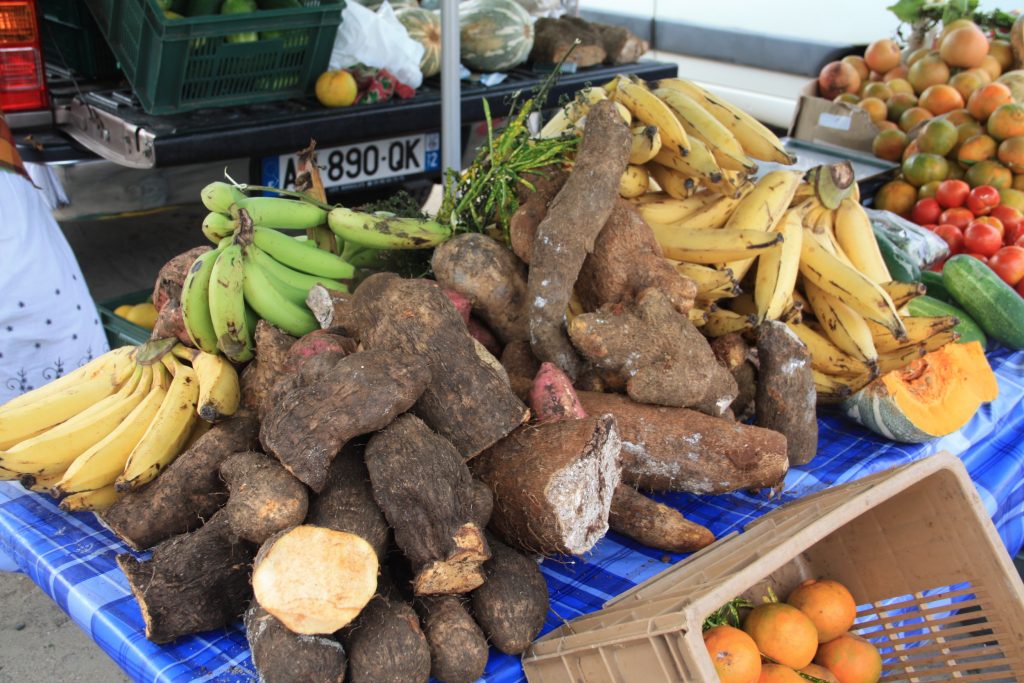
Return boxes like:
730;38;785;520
329;1;425;89
866;207;950;269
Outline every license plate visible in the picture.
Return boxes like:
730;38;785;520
261;132;441;193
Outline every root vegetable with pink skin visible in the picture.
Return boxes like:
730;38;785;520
529;362;587;423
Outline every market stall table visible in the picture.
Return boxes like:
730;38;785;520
0;347;1021;683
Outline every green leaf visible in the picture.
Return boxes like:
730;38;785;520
887;0;927;23
942;0;978;24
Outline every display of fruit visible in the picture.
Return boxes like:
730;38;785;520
114;301;159;330
0;341;240;510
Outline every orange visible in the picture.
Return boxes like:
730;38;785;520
945;108;975;127
967;82;1013;122
786;579;858;643
874;179;918;216
997;137;1024;173
979;54;1003;81
858;97;888;123
872;129;908;161
939;23;989;68
901;138;920;162
904;47;930;67
862;82;892;101
902;153;949;187
949;70;987;102
814;633;882;683
898;106;933;132
743;603;818;670
1000;187;1024;211
882;65;908;82
907;53;950;94
704;625;762;683
937;18;977;48
124;302;158;330
916;117;958;156
987;103;1024;141
875;120;899;132
800;664;840;683
958;134;998;166
989;39;1014;72
965;159;1013;189
757;663;804;683
886;78;914;95
919;84;965;116
819;61;861;99
864;39;901;73
315;69;357;107
886;92;918;122
842;55;870;82
946;162;966;180
918;180;941;199
965;67;993;86
835;93;861;105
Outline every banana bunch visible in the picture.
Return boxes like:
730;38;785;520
0;342;240;511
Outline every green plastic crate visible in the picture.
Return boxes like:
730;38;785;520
96;290;153;349
83;0;345;115
40;0;121;79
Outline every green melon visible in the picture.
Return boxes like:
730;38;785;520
458;0;534;73
397;7;442;78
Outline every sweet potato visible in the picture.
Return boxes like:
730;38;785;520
577;391;789;494
470;415;622;556
441;289;472;324
285;328;357;371
527;100;632;379
220;451;308;545
415;596;489;683
342;578;432;683
245;603;347;683
609;484;715;553
432;233;530;344
260;349;431;491
470;536;549;655
153;245;211;313
102;417;259;550
350;273;528;459
529;361;587;423
509;166;569;265
755;321;818;466
117;510;253;644
365;414;489;595
466;317;501;356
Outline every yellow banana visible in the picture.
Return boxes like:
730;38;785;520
881;281;927;309
803;281;879;364
55;364;170;496
703;308;757;337
874;332;959;375
628;124;662;164
653;87;757;174
117;357;199;492
619;164;650;199
813;369;857;405
653;226;783;264
682;195;744;230
779;297;804;324
634;193;717;224
656;78;795;164
60;485;122;513
672;262;737;294
722;170;802;281
633;191;671;204
20;470;66;494
754;210;803;322
726;292;757;317
613;78;690;157
646;161;695;200
688;307;709;327
695;283;739;307
788;320;876;378
868;315;959;353
171;345;239;422
0;346;135;415
538;87;608;138
833;199;890;284
652;139;722;187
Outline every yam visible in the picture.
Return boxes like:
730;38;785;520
530;16;607;67
365;414;489;595
102;417;259;550
305;285;354;332
529;361;587;423
577;391;788;493
467;317;501;357
305;444;390;561
594;21;648;64
415;596;489;683
527;99;632;379
342;577;432;683
252;525;379;635
509;166;569;265
244;603;347;683
470;536;549;655
710;333;757;421
220;451;308;545
116;510;253;644
568;288;737;415
609;484;715;553
577;199;697;314
468;478;494;529
500;340;540;402
755;321;818;466
239;321;296;419
350;273;528;459
285;328;357;371
260;348;431;491
432;233;530;344
470;414;622;556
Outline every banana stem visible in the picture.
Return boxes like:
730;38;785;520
234;209;255;248
135;337;177;366
233;184;333;211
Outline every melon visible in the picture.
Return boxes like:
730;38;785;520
397;7;441;78
840;341;997;443
459;0;534;73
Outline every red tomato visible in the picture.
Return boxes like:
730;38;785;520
935;179;970;209
928;258;947;272
965;252;990;263
921;223;938;232
1017;232;1024;248
1017;278;1024;297
911;198;943;226
988;246;1024;286
964;221;1004;256
966;185;1001;216
991;205;1023;242
939;207;975;230
972;215;1005;237
935;224;965;254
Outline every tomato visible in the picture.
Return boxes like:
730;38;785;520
965;253;989;263
988;246;1024;286
928;258;947;272
921;223;938;232
966;185;1001;216
939;207;975;230
935;179;970;209
991;205;1023;242
935;224;965;254
972;215;1005;238
911;198;943;225
963;221;1004;256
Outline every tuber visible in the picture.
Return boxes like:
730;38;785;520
609;484;715;553
245;603;347;683
219;451;308;545
501;340;540;402
529;361;587;423
305;285;353;332
710;333;757;421
239;321;296;420
508;166;569;265
284;328;357;371
470;536;549;655
342;577;432;683
153;245;211;313
415;596;489;683
755;321;818;466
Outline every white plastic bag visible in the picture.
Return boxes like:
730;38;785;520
329;1;425;89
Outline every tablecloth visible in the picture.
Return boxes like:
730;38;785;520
1;347;1022;683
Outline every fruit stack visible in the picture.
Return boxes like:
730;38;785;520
113;301;158;331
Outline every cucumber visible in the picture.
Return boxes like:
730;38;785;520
906;295;987;350
942;254;1024;350
920;270;952;303
874;230;921;283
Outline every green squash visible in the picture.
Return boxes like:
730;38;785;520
458;0;534;73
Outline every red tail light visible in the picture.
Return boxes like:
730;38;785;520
0;1;47;112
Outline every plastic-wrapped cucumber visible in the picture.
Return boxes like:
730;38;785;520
866;207;949;270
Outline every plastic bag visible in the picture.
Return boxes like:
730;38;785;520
329;1;425;89
866;207;949;268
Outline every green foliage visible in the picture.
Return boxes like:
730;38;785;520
887;0;1014;35
701;597;754;630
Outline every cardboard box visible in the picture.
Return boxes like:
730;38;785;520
789;79;881;155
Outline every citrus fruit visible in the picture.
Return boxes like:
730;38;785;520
704;625;762;683
874;179;918;216
315;69;358;107
949;70;988;102
886;78;914;95
743;603;818;670
113;304;134;318
858;97;887;123
864;39;901;73
125;303;158;330
967;83;1013;122
842;55;870;82
835;93;861;105
882;65;908;82
801;664;841;683
918;180;941;199
1000;187;1024;211
958;134;998;166
862;82;892;101
908;53;950;94
989;39;1014;72
898;106;933;132
939;23;989;68
944;108;974;127
916;118;958;156
987;103;1024;141
757;663;805;683
919;84;964;116
902;153;949;187
872;129;908;162
814;633;883;683
980;55;1003;81
905;47;930;67
786;579;857;643
997;137;1024;173
886;92;918;122
966;159;1013;189
820;61;861;100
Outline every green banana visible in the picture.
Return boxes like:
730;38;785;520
180;246;223;354
243;248;310;306
246;243;350;293
202;213;237;243
242;254;319;337
208;244;254;363
327;207;452;250
230;196;328;230
201;182;247;214
253;226;355;280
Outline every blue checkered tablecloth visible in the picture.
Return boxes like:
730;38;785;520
1;347;1022;683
